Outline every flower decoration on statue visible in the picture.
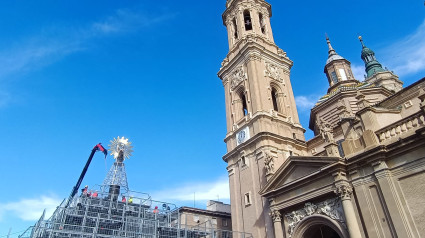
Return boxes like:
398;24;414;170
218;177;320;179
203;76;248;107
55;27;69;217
109;136;134;161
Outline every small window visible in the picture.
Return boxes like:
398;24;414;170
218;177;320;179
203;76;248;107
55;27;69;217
259;13;266;34
241;93;248;116
232;18;238;39
331;71;338;84
271;88;279;112
241;156;247;166
244;192;252;206
289;151;293;156
244;10;252;31
339;69;348;81
293;133;296;139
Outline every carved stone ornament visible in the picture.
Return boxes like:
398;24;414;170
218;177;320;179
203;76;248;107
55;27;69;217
334;184;353;200
264;151;275;175
221;58;229;68
270;210;282;222
277;48;287;58
230;66;247;90
317;118;335;143
265;62;283;83
285;198;345;237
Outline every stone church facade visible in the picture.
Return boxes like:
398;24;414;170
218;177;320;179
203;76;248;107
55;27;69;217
217;0;425;237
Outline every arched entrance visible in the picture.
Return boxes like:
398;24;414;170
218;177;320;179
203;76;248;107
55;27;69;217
302;224;340;238
292;215;349;238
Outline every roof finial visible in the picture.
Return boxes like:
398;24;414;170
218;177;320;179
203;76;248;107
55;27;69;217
358;35;366;48
326;34;336;56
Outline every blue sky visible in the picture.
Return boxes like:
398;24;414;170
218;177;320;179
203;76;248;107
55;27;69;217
0;0;424;235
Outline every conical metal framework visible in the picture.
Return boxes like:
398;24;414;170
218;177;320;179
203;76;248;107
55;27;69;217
102;158;129;191
102;137;133;197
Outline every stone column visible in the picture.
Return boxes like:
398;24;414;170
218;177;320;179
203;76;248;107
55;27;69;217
225;18;234;48
270;210;284;238
237;9;245;38
335;183;362;238
264;13;274;42
233;99;243;122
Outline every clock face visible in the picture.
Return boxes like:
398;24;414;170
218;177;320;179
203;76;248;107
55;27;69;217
237;130;246;144
236;127;250;146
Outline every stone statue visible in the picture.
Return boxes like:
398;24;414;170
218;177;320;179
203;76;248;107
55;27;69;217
264;151;275;175
318;119;335;143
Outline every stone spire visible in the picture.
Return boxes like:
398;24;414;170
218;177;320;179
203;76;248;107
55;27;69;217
323;36;356;90
326;36;344;65
359;36;385;78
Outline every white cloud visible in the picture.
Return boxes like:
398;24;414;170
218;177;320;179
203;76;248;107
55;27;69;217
351;64;365;81
381;19;425;76
0;195;62;222
0;8;175;80
92;9;175;34
0;8;175;108
150;177;230;203
0;37;84;79
295;95;319;111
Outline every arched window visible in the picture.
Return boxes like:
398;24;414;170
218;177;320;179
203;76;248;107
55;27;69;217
244;10;252;31
271;88;279;112
232;18;238;39
241;93;248;116
259;13;266;34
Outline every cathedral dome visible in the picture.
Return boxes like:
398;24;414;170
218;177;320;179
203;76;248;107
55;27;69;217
361;46;374;59
326;54;344;65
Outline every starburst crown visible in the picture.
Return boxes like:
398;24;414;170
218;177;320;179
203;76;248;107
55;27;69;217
109;136;134;160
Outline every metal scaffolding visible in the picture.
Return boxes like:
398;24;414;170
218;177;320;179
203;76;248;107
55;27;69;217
19;190;252;238
18;138;252;238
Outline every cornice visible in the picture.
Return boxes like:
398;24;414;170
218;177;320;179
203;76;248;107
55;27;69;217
223;111;305;142
222;131;308;163
260;156;343;197
179;206;231;218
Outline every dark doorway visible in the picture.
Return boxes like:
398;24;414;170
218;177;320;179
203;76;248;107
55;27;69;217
303;225;341;238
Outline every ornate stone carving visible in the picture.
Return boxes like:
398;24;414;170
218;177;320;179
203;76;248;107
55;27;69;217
264;151;275;175
265;62;283;83
418;87;425;110
285;198;345;237
303;202;317;216
334;184;353;200
270;210;282;222
221;58;229;68
317;119;334;143
277;48;287;58
230;66;247;90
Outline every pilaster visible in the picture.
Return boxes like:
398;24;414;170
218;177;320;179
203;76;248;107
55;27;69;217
371;161;414;237
333;173;362;238
270;210;284;238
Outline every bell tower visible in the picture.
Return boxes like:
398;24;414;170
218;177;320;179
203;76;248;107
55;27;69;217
218;0;307;237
